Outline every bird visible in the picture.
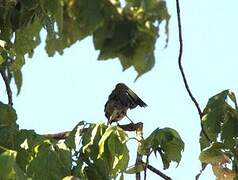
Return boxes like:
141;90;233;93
104;83;147;125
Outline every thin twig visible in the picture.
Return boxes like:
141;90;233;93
135;123;144;180
147;164;172;180
175;0;211;143
136;153;142;180
0;69;13;106
144;154;150;180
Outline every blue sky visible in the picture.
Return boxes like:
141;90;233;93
1;0;238;179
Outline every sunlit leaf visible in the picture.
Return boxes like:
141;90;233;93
199;142;229;165
27;141;71;180
65;121;87;149
0;55;4;65
98;127;114;157
0;149;26;180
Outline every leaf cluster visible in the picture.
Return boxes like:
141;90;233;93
0;101;184;179
199;90;238;179
0;0;170;91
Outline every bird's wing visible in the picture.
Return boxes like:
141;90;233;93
104;100;113;120
127;88;147;108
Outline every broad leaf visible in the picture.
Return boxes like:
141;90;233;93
199;142;228;165
65;121;87;149
200;90;238;150
27;141;71;180
0;149;26;180
0;102;18;149
144;127;184;169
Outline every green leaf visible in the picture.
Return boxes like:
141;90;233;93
16;148;32;173
14;129;44;150
0;55;4;65
82;122;106;160
199;142;228;164
125;162;145;174
98;127;115;157
97;126;129;177
41;0;64;32
143;0;170;43
65;121;87;149
0;149;26;180
84;165;105;180
221;110;238;148
0;102;18;149
13;70;23;95
27;141;71;180
73;0;104;34
200;90;238;150
94;17;158;79
108;134;123;156
144;127;184;169
0;150;17;179
14;16;42;57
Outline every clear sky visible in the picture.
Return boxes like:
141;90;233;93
1;0;238;179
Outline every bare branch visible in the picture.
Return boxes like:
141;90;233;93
118;122;143;131
144;154;149;180
41;122;145;140
42;131;70;140
175;0;211;143
0;69;13;106
147;164;172;180
135;123;144;180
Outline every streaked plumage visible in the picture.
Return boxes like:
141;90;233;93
105;83;147;125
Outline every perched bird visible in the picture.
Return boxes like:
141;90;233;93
105;83;147;125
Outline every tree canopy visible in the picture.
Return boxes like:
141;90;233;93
0;0;238;180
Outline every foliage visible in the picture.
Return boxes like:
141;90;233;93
199;90;238;179
143;127;184;169
0;102;184;179
0;0;170;89
0;1;184;179
1;0;237;179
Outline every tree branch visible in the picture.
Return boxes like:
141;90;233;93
135;123;144;180
118;122;143;131
147;164;172;180
175;0;211;143
42;131;70;140
0;69;13;106
41;123;144;140
144;153;150;180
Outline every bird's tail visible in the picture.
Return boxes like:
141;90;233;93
136;97;147;107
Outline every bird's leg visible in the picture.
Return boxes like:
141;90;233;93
125;115;135;124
